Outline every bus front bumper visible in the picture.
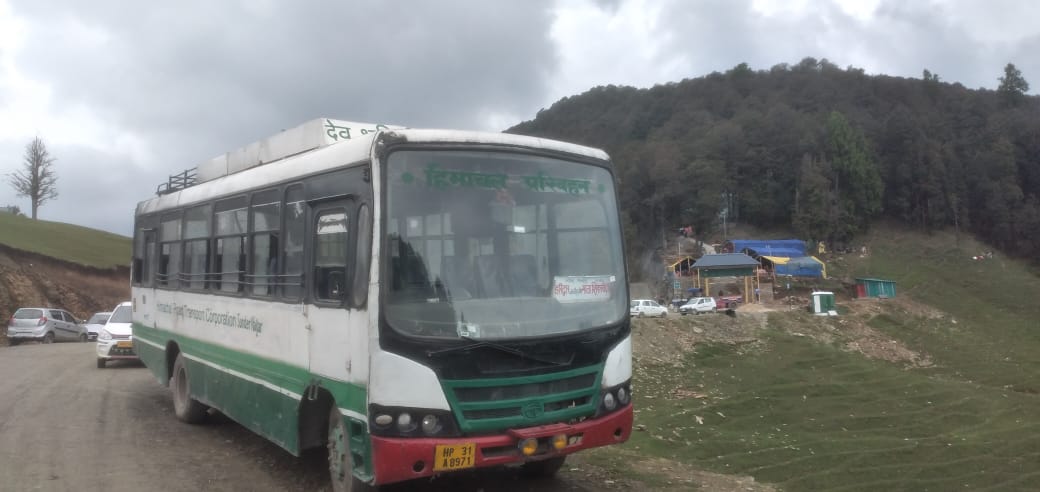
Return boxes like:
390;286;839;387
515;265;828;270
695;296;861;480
369;404;632;485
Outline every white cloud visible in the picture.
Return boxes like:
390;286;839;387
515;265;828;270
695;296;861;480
1;0;1039;235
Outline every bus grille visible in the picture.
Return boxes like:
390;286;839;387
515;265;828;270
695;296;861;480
441;365;601;434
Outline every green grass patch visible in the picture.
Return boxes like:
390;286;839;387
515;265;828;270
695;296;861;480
631;332;1040;491
622;226;1040;490
0;213;130;268
836;226;1040;389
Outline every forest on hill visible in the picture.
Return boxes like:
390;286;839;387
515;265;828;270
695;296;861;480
508;58;1040;268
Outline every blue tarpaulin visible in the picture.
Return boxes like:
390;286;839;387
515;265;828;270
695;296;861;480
773;256;826;278
726;239;807;258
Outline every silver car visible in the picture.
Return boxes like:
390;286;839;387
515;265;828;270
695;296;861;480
6;307;88;345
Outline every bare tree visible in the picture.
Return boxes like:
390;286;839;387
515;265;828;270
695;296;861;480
7;136;59;219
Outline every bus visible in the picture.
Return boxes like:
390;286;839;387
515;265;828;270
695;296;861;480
130;118;632;489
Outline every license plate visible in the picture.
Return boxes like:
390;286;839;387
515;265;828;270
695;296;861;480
433;443;476;472
116;341;133;348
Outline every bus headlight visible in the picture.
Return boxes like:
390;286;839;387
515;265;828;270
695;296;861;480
597;380;632;416
396;412;416;433
617;386;630;405
421;414;442;435
368;405;460;438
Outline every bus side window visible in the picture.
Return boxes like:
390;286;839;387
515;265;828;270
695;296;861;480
282;185;306;299
134;228;156;286
214;196;247;293
352;204;371;307
314;208;350;303
250;188;280;296
183;204;212;290
158;214;182;288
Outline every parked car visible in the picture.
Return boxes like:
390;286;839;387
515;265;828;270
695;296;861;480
6;307;87;344
716;296;743;310
82;311;112;341
680;297;717;315
630;299;668;318
96;302;136;368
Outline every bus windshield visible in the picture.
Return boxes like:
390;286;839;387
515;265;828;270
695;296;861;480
384;149;627;340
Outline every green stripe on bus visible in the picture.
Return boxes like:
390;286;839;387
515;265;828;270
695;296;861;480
134;322;367;413
134;322;370;458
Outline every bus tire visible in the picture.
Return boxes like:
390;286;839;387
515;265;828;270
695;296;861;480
172;353;208;424
521;455;566;478
327;405;369;492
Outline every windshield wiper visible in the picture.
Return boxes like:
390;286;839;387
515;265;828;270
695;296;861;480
427;336;569;366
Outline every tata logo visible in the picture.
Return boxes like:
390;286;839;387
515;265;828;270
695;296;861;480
521;402;544;419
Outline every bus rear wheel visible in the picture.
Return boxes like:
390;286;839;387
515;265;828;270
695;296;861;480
327;405;369;492
171;353;209;424
521;455;567;478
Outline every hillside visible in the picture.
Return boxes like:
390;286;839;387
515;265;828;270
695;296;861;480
0;215;130;341
595;225;1040;491
0;213;131;269
507;59;1040;267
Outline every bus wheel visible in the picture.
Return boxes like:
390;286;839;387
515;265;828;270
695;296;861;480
521;456;567;478
172;354;208;424
327;406;369;492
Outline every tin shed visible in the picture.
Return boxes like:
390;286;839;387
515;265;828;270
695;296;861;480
855;278;897;299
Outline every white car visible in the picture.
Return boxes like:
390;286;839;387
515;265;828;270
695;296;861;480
630;299;668;318
82;311;111;341
96;302;136;368
679;297;717;315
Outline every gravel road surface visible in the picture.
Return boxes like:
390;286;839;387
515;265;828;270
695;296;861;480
0;343;613;492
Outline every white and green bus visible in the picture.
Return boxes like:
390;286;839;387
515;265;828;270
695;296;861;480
130;118;632;489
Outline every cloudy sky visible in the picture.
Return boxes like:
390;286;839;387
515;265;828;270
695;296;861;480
1;0;1037;236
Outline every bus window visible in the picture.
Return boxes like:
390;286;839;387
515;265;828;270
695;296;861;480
183;204;212;290
214;197;247;293
314;207;350;303
158;214;181;287
352;204;371;307
250;189;280;296
132;226;153;286
282;185;306;299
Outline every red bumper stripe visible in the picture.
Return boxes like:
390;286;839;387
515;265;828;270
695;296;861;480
369;404;633;486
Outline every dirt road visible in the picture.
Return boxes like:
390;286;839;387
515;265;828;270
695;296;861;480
0;343;626;492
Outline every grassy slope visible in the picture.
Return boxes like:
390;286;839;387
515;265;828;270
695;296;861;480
0;213;130;268
622;226;1040;491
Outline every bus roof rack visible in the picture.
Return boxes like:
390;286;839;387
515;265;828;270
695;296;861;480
156;167;197;195
194;118;402;185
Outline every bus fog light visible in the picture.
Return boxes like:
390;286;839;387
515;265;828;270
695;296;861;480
603;392;617;411
519;438;538;456
374;414;393;427
551;434;567;450
617;387;630;405
421;414;442;435
397;412;415;432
